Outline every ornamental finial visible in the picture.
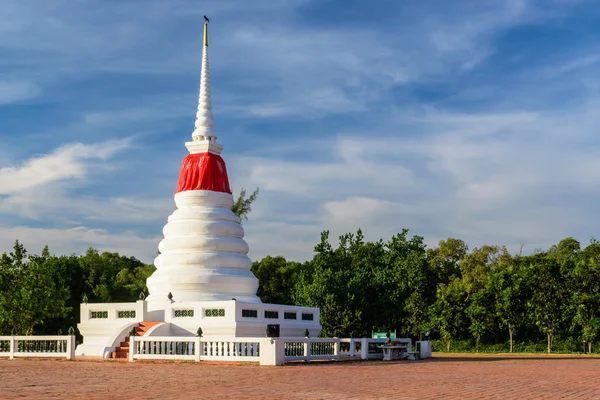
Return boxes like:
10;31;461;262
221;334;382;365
203;16;209;47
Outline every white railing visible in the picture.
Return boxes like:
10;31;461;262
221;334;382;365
130;336;200;361
339;338;361;357
129;336;262;363
129;336;342;365
200;338;261;362
0;336;76;360
127;336;417;365
282;338;340;362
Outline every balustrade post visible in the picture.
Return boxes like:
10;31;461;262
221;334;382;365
67;335;75;360
360;338;368;360
9;336;15;360
129;336;136;362
334;339;340;359
350;339;357;357
195;337;201;362
259;339;284;366
304;340;311;363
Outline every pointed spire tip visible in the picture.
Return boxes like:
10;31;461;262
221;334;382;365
203;23;208;47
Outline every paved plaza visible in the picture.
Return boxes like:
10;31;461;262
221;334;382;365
1;356;600;399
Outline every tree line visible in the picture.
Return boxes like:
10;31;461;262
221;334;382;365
254;230;600;354
0;243;153;336
1;187;598;353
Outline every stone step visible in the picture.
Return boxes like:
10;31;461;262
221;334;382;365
139;321;161;328
111;351;128;359
137;322;160;333
112;322;163;359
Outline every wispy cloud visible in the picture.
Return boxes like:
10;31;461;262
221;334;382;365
233;100;600;258
0;81;41;104
0;140;130;195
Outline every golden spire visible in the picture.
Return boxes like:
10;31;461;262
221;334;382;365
203;23;208;47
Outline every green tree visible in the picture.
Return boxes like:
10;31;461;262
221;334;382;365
489;260;528;352
0;243;71;335
252;256;303;305
466;288;494;352
460;245;510;300
79;248;149;302
384;230;431;338
293;230;386;337
427;238;468;285
9;240;28;270
231;187;259;222
431;277;467;351
568;239;600;352
527;253;566;353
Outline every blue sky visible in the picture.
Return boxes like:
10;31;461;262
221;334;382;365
1;0;600;263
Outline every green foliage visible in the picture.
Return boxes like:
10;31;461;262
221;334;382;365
0;241;155;336
293;230;370;337
527;253;567;353
427;238;468;285
466;289;494;352
430;278;467;351
292;229;432;339
489;260;528;352
565;239;600;352
231;187;259;222
460;245;510;298
0;242;71;335
79;248;153;303
251;256;303;305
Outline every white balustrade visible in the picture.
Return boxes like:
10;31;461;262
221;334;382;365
129;336;341;364
1;334;420;364
129;336;262;363
200;338;261;362
129;336;201;362
0;336;76;360
339;338;361;357
282;338;340;362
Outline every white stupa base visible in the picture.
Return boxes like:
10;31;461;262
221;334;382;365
75;299;321;357
76;301;148;357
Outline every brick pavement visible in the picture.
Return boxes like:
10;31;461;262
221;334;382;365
1;357;599;399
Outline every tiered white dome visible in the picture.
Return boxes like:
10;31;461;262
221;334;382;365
146;191;260;303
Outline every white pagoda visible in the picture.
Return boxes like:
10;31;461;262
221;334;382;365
75;22;321;358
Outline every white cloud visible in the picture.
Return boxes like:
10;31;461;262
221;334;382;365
0;185;174;224
0;140;130;195
557;54;600;74
233;150;415;199
0;81;41;104
234;103;600;259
